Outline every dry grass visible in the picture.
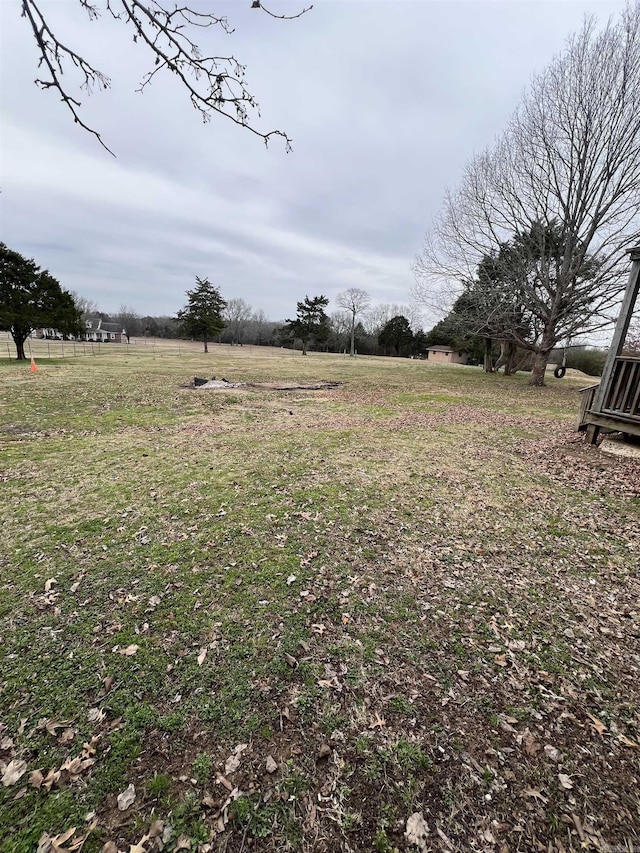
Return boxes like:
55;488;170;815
0;344;638;853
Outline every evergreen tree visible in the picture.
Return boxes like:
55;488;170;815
176;277;226;353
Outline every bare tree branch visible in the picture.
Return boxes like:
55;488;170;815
252;1;313;21
20;0;311;154
21;0;114;154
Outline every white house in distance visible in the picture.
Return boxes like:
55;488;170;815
84;318;126;343
32;317;126;343
425;345;469;365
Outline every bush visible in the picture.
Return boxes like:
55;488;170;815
564;347;607;376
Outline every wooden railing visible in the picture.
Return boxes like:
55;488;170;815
602;356;640;422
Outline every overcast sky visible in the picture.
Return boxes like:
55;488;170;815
0;0;627;325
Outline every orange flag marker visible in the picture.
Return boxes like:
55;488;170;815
30;356;38;373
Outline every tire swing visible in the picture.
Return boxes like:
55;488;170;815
554;343;568;379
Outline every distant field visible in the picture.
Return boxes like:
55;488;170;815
0;347;638;853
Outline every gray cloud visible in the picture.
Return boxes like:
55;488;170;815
0;0;627;326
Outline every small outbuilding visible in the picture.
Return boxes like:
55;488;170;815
425;345;469;365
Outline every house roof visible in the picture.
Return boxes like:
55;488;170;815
427;345;456;352
86;318;125;333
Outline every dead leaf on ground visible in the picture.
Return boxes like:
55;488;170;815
224;744;248;776
215;773;233;791
544;744;560;762
523;732;541;755
58;728;76;746
148;820;164;839
41;769;61;791
524;788;549;804
586;712;607;735
117;645;139;656
265;755;278;774
405;811;429;851
95;677;115;701
2;758;28;787
558;773;574;790
117;783;136;811
30;769;44;790
88;708;105;723
60;755;96;781
38;718;69;737
37;826;92;853
197;647;207;666
369;711;386;729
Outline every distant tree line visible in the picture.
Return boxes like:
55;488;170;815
70;280;433;358
5;239;633;372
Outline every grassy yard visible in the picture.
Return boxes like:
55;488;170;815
0;344;638;853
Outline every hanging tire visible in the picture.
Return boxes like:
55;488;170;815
554;365;566;379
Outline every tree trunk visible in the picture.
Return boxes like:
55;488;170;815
13;332;27;361
203;335;208;354
529;349;552;386
350;323;355;357
494;342;508;373
502;342;519;376
483;338;494;372
302;339;308;355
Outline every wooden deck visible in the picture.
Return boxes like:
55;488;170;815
578;247;640;445
578;356;640;441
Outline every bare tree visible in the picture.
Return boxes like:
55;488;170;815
70;291;99;323
114;304;141;341
329;310;351;351
20;0;311;155
364;302;422;336
223;297;252;345
414;4;640;386
624;314;640;355
336;288;371;356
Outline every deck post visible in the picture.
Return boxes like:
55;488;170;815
585;424;600;445
591;248;640;416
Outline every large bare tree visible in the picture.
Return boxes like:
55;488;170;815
336;287;371;356
223;297;252;345
414;3;640;385
20;0;311;155
114;304;142;341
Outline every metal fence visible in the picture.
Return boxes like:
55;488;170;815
1;332;309;361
